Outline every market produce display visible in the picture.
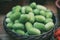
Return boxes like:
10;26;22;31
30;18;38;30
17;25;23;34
5;2;54;36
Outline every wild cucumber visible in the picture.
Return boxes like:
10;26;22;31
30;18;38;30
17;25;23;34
30;2;36;9
6;11;12;18
25;22;33;30
45;18;53;23
19;14;29;23
7;22;13;29
27;28;41;35
21;6;26;14
33;9;40;15
16;30;26;35
46;11;52;18
34;22;46;31
12;5;21;12
13;23;24;30
9;12;21;21
35;15;45;22
28;12;35;23
14;20;20;23
40;10;46;16
37;5;47;10
25;6;33;14
45;22;54;31
6;18;12;23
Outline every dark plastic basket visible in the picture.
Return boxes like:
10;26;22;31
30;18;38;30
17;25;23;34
3;13;57;40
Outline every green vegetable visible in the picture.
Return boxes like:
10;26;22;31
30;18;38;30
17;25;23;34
40;10;46;16
45;22;54;31
9;12;21;21
25;22;33;30
28;12;35;23
25;22;41;35
6;11;12;18
46;11;52;18
37;5;47;10
30;2;36;9
12;5;21;12
45;18;53;23
33;9;40;15
7;22;13;29
15;20;20;23
5;18;12;23
27;28;41;35
25;6;33;13
34;22;45;31
35;15;45;22
16;30;26;35
21;6;26;14
19;14;29;23
13;23;24;30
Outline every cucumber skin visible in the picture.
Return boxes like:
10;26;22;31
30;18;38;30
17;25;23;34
28;12;35;23
35;15;45;22
27;28;41;35
30;2;36;9
45;22;54;31
13;23;24;30
34;22;46;31
16;30;26;35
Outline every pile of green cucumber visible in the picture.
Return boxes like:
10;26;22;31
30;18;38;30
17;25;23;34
6;2;54;36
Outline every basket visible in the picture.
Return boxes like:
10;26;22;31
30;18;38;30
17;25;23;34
3;13;56;40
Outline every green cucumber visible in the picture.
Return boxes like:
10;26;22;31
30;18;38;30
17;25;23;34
25;22;33;30
6;18;12;23
30;2;36;9
33;9;40;15
12;5;21;12
25;6;33;13
13;23;24;30
9;12;21;21
7;22;13;29
45;22;54;31
14;20;20;23
19;14;29;23
16;30;25;35
28;12;35;23
40;10;46;16
27;28;41;35
6;11;12;18
34;22;46;31
35;15;45;22
21;6;26;14
37;5;47;10
45;18;53;23
46;11;52;18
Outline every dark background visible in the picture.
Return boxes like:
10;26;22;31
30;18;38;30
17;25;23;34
0;0;56;14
